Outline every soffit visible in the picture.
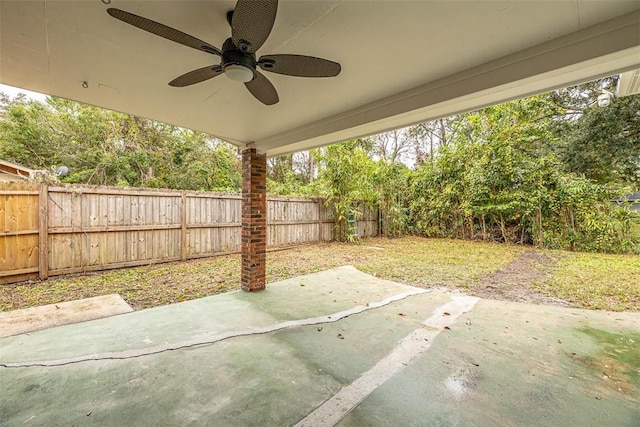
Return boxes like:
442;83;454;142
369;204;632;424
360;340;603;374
1;1;638;155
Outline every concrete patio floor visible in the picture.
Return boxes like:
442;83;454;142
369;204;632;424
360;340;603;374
1;266;638;426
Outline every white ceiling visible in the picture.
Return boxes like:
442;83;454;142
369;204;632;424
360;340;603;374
1;1;639;156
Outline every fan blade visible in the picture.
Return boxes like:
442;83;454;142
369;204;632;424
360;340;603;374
258;54;341;77
231;0;278;53
245;71;279;105
169;65;223;87
107;8;221;56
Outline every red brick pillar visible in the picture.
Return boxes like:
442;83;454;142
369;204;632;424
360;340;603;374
241;148;267;291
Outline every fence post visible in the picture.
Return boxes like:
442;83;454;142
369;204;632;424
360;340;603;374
38;183;49;279
180;191;187;261
317;199;323;242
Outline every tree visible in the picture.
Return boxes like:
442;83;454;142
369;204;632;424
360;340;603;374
374;161;410;237
554;93;640;184
312;140;378;241
0;94;62;169
0;94;242;191
371;129;413;164
407;117;463;164
408;94;639;253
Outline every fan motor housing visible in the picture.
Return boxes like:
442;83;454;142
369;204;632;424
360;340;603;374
222;38;256;73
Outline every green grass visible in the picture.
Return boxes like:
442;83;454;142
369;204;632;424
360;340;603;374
1;235;638;312
534;252;640;311
268;236;524;289
0;236;522;312
350;237;523;288
0;255;242;311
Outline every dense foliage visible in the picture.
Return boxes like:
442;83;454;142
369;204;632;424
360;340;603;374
0;95;240;191
554;94;640;184
409;139;638;253
264;80;639;251
2;76;638;252
407;94;639;253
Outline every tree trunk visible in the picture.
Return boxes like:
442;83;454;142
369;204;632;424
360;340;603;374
536;205;543;246
482;215;487;240
499;214;507;242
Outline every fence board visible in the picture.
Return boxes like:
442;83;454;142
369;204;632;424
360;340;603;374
0;182;40;284
1;184;378;284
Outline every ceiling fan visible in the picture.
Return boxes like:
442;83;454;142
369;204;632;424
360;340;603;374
107;0;341;105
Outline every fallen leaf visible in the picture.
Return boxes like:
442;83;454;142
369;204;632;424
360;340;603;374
337;333;344;340
444;326;451;330
398;313;406;316
443;312;451;316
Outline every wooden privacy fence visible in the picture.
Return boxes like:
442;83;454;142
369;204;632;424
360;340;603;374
0;183;378;284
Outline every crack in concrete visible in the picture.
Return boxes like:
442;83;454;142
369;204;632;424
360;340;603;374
1;288;430;369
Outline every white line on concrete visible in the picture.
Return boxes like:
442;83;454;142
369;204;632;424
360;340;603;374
294;295;480;427
1;288;430;368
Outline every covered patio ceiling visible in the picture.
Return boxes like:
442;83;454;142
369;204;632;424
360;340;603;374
1;1;639;156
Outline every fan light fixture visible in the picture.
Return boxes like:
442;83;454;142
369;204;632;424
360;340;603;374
107;1;341;105
225;64;254;83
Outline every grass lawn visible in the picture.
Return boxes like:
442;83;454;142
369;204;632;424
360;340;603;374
1;235;638;312
533;252;640;311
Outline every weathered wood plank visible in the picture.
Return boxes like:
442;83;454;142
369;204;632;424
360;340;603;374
0;191;39;195
0;266;39;277
48;256;182;276
38;184;48;279
180;192;187;261
4;193;18;271
48;187;181;198
0;229;38;237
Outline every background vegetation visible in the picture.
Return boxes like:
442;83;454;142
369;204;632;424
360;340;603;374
0;95;241;191
265;77;640;253
1;76;639;253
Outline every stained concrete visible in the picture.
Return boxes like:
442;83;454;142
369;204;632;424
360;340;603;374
339;299;640;427
1;266;638;426
0;294;133;338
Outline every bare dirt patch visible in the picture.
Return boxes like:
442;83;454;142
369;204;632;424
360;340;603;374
471;250;572;307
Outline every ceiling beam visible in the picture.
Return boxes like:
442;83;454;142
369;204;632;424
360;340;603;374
259;11;640;156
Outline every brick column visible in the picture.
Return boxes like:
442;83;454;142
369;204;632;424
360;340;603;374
241;148;267;291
